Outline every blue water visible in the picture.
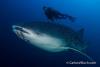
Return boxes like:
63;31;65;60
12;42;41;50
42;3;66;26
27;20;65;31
1;0;100;66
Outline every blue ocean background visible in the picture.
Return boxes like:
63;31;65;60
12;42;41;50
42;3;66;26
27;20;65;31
1;0;100;66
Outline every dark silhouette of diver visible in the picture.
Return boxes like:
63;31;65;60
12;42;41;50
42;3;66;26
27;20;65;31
43;6;75;22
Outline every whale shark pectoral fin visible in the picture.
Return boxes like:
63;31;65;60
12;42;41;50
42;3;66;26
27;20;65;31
69;47;94;61
62;47;94;61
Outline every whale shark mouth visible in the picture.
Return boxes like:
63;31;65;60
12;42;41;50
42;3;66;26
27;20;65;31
12;25;32;41
12;25;30;34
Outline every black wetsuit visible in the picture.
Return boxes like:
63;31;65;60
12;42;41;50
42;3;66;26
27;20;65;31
43;7;75;22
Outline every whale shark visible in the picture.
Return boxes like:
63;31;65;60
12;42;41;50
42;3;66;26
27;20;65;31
12;21;93;61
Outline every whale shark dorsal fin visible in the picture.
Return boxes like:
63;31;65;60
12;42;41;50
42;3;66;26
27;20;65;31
74;28;84;41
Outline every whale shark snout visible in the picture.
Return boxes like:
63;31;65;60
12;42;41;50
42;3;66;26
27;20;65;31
12;25;34;41
12;25;30;34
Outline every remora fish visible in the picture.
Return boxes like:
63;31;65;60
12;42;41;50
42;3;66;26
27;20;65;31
12;21;93;61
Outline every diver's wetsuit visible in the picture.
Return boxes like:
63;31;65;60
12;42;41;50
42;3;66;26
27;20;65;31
43;6;75;22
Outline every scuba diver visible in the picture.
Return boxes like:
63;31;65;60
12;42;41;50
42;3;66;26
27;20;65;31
43;6;76;22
